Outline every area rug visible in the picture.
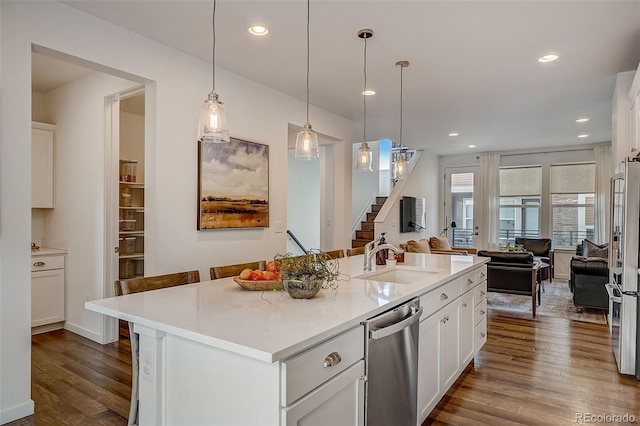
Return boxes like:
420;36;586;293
486;279;607;324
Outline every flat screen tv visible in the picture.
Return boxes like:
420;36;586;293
400;196;426;233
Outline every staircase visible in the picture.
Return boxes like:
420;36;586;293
352;196;387;248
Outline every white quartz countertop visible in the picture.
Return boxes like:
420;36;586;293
31;247;67;256
86;253;488;363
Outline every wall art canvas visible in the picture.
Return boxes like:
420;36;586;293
198;138;269;230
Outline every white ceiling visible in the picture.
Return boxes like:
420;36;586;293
45;1;640;155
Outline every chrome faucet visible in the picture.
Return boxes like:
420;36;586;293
363;241;402;271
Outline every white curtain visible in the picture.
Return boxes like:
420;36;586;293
480;154;500;251
594;144;611;244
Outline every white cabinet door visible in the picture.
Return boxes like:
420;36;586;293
282;360;365;426
32;127;55;208
31;268;65;327
439;301;460;391
417;313;440;424
458;290;475;367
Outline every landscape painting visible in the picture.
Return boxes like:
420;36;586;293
198;138;269;230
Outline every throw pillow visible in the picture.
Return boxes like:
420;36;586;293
406;239;430;253
582;239;608;258
429;236;452;251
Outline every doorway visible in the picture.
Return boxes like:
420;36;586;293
444;166;480;248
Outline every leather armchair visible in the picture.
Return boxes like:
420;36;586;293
569;240;609;311
477;250;540;317
515;238;553;282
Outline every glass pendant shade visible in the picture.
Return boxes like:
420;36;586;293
394;152;407;180
295;124;319;160
355;142;373;171
198;92;229;143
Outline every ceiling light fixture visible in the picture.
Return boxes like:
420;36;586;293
576;117;590;123
468;144;477;148
393;60;409;181
578;134;589;138
538;54;559;63
294;0;319;160
362;90;376;96
449;132;459;137
197;0;229;143
248;25;268;36
355;29;374;172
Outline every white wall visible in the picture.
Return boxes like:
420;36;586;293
351;141;381;228
374;150;440;246
0;2;353;422
287;149;320;251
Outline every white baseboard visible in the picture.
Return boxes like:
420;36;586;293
0;400;34;425
64;321;102;343
31;321;64;335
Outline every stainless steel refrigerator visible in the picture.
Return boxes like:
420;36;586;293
608;157;640;379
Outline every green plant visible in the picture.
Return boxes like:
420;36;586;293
275;250;341;290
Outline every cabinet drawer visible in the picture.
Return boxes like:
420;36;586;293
281;325;364;406
474;299;487;326
474;282;487;306
459;270;477;293
476;265;487;284
421;278;461;320
474;318;487;352
31;255;64;272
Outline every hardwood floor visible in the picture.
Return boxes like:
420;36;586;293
8;312;639;425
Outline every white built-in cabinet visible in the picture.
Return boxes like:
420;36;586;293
417;265;487;425
31;253;65;330
31;122;55;208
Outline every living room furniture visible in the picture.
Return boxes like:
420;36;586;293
569;240;609;312
515;237;554;282
477;250;540;317
399;237;478;256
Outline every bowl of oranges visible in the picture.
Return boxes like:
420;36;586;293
233;260;283;291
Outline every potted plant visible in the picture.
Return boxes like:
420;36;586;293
275;250;340;299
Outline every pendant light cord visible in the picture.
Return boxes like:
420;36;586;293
363;36;368;143
305;0;310;126
400;64;403;146
212;0;217;92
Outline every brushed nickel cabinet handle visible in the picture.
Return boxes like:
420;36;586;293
480;290;486;296
323;352;341;368
481;309;486;315
467;278;474;285
33;261;45;267
440;293;448;300
480;272;486;278
480;332;486;338
441;316;449;324
462;303;468;308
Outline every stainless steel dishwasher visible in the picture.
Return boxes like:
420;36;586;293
363;298;422;426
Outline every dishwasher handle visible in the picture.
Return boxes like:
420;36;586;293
369;306;423;340
605;283;621;303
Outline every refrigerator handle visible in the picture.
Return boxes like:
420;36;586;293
605;283;622;303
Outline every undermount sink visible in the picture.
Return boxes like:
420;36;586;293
356;267;441;284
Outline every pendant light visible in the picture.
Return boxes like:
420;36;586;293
295;0;319;160
198;0;230;144
355;29;374;172
393;60;409;181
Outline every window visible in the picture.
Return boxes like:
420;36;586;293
499;166;542;244
551;163;595;247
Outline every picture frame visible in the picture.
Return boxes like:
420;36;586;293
197;137;269;230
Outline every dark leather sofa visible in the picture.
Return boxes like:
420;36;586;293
515;238;553;282
569;240;609;311
477;250;540;317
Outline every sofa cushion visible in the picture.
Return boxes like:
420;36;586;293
429;236;452;251
582;239;608;258
515;238;551;257
406;239;431;253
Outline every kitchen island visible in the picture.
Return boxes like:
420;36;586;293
86;253;489;425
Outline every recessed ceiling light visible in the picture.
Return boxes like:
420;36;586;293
576;118;590;123
362;90;375;96
248;25;269;36
448;132;459;137
468;144;477;148
538;54;559;63
578;134;589;138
